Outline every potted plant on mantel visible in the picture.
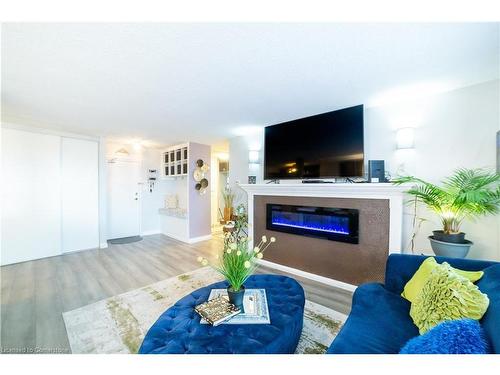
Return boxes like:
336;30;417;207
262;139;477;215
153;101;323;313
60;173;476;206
197;204;276;309
393;168;500;258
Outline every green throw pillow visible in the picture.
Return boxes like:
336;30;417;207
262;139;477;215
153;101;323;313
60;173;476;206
410;262;489;334
402;257;484;303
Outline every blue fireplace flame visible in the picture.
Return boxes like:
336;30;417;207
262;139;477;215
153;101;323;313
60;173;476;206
271;211;350;236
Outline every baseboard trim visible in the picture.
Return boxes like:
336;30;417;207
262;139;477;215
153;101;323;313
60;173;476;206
162;233;190;243
257;259;357;293
162;233;212;244
187;234;212;244
141;230;161;236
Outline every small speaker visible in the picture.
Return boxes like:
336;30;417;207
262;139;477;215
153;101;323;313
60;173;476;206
368;160;385;183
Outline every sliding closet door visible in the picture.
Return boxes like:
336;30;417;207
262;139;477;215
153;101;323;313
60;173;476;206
61;137;99;252
1;128;62;265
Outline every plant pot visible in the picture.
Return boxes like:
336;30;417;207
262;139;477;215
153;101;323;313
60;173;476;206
432;230;466;244
227;285;245;311
223;207;233;222
429;236;473;258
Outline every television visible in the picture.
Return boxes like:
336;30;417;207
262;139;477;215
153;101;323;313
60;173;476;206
264;105;364;180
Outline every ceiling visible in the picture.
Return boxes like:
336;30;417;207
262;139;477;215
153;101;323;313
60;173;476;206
2;23;499;146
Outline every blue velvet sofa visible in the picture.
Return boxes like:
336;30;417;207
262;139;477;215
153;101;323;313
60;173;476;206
326;254;500;354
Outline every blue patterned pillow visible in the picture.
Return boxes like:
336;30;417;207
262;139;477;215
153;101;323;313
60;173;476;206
400;319;489;354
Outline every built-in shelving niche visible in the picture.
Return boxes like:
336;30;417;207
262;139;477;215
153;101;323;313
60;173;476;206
162;143;188;178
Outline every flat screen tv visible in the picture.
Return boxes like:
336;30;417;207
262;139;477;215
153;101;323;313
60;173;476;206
264;105;364;180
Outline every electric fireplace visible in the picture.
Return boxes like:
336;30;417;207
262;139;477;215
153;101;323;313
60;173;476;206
266;204;359;244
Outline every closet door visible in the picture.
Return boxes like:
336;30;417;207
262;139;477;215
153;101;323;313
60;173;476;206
1;128;62;265
61;137;99;252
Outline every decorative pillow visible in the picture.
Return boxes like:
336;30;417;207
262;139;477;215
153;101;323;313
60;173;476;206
400;319;490;354
402;257;484;303
410;262;489;334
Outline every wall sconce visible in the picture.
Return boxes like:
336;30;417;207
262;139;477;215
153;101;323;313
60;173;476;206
396;127;415;149
248;150;260;164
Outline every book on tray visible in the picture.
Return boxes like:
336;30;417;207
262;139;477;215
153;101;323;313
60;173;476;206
194;296;241;326
195;289;270;326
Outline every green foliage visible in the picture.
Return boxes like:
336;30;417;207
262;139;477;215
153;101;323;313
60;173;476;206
214;239;255;292
393;168;500;234
223;204;248;250
197;205;276;291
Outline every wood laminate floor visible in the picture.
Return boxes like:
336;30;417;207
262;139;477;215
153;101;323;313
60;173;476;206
0;234;352;353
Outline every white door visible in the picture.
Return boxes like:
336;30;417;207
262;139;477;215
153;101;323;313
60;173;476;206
61;137;99;252
1;128;62;265
107;159;141;239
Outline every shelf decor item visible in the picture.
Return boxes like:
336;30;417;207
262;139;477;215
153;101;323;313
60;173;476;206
393;168;500;258
197;205;276;309
193;159;209;194
162;143;189;178
221;187;236;222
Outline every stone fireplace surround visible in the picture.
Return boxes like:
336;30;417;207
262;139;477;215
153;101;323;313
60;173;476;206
239;183;407;287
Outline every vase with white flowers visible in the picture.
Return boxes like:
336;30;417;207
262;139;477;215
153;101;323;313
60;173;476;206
197;205;276;309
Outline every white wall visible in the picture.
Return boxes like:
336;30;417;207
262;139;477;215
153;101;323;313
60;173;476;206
140;147;166;235
98;136;108;248
105;142;167;236
2;128;62;264
228;132;264;207
61;137;99;252
1;125;100;264
228;80;500;261
367;80;500;261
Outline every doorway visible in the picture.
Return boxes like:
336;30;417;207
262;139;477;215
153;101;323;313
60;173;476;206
107;159;141;240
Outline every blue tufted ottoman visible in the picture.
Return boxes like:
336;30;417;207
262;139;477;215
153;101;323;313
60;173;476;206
139;274;305;354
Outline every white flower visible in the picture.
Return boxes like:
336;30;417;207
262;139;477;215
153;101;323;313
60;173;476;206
270;237;276;243
261;235;267;243
201;259;208;266
253;246;260;253
257;253;263;259
236;250;242;256
244;261;251;269
229;243;237;250
227;248;232;254
197;256;203;263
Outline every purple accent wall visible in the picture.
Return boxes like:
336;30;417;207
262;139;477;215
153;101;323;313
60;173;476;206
188;142;211;238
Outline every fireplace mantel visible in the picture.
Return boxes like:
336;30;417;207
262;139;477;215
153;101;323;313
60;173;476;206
239;182;408;198
239;183;409;255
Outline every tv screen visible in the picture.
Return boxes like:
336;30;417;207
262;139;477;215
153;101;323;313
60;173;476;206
264;105;364;179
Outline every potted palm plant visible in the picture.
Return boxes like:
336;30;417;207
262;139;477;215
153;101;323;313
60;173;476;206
197;205;276;309
393;168;500;258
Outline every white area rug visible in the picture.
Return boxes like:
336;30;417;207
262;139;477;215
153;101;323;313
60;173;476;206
63;267;346;354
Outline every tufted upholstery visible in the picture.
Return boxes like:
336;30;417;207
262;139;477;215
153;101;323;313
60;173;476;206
139;274;305;354
327;254;500;354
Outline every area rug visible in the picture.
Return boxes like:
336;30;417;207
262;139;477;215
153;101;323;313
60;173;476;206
63;267;347;354
107;236;143;245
